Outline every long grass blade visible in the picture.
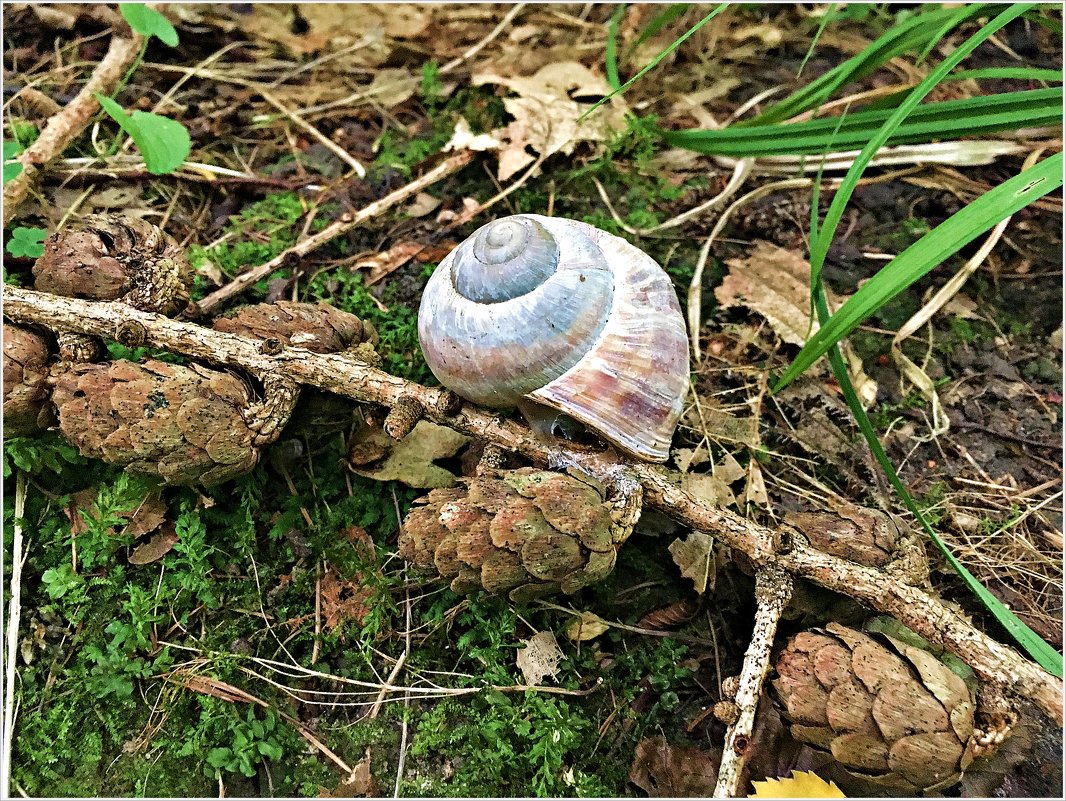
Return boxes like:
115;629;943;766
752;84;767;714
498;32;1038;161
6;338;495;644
605;5;626;91
777;152;1063;387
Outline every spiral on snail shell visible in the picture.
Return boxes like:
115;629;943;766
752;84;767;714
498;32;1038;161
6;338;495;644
417;214;689;462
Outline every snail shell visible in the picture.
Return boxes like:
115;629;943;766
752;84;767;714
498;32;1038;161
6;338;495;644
417;215;689;462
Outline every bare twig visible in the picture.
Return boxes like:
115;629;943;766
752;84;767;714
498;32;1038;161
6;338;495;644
2;286;1062;725
714;564;792;798
3;32;144;226
195;151;474;314
1;473;27;798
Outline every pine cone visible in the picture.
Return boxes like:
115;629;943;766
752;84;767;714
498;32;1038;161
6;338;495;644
34;214;193;314
399;468;620;601
3;323;52;436
212;301;378;353
52;359;261;485
772;621;981;792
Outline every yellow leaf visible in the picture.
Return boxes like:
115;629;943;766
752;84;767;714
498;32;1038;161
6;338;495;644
749;770;846;798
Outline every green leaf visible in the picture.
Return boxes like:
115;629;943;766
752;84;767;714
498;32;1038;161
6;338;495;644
257;741;283;760
120;3;179;46
664;87;1062;156
3;140;23;185
206;748;231;768
6;226;47;258
96;94;191;174
605;5;625;91
776;152;1063;388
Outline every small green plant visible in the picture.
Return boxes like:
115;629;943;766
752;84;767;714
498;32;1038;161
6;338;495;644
5;225;46;257
3;140;23;183
204;707;285;779
95;4;190;174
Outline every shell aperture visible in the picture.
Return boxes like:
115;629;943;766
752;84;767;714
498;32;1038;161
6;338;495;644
455;217;559;303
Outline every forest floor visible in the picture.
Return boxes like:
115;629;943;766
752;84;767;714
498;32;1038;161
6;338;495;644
2;3;1062;798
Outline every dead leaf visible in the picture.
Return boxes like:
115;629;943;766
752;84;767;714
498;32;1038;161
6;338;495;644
320;566;375;631
122;492;167;539
637;599;700;631
363;67;419;107
473;63;628;181
673;445;709;474
406;192;441;218
628;736;719;797
716;241;876;406
516;630;563;685
356;241;427;285
321;751;380;797
564;610;610;642
64;489;98;538
443;117;504;153
347;420;469;488
129;522;179;565
241;4;430;58
682;472;736;509
669;530;716;594
741;459;769;509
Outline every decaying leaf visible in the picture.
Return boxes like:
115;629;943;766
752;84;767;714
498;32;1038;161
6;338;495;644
356;241;427;285
748;770;846;798
121;492;168;539
347;420;469;488
128;522;180;565
637;598;700;631
669;530;716;594
715;241;876;407
443;117;504;153
472;62;628;181
741;459;769;509
321;751;380;797
628;735;719;797
564;610;610;642
681;472;736;509
516;630;564;686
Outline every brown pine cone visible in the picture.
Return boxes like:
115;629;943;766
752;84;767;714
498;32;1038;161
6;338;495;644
3;323;52;436
212;301;378;353
772;620;982;792
52;359;261;485
34;214;193;314
399;467;620;602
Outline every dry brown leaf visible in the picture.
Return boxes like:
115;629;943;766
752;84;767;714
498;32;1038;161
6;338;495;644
681;472;736;509
406;192;441;219
716;241;877;406
472;63;628;181
321;751;380;797
637;598;700;631
564;610;610;642
121;492;167;539
357;241;427;286
64;488;98;538
516;630;564;685
673;445;709;474
741;459;769;509
363;67;419;107
320;567;375;631
347;420;469;488
128;522;179;565
628;735;719;797
669;530;716;594
241;4;430;57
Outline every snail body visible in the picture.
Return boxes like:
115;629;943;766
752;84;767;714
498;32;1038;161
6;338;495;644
417;214;689;462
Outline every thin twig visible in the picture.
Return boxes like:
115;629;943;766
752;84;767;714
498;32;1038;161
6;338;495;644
714;565;792;798
4;32;144;225
439;3;527;75
4;286;1062;724
195;151;474;314
1;473;28;798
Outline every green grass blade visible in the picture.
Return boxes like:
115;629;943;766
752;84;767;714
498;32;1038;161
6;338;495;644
605;5;626;91
814;292;1064;677
807;4;1036;288
797;3;837;78
664;87;1061;156
631;3;690;50
745;4;992;125
579;4;727;122
777;151;1063;389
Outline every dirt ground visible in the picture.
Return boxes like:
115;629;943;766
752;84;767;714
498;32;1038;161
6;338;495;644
3;4;1062;798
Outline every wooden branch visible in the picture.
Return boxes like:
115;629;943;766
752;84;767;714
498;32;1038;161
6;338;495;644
3;32;145;226
714;564;792;797
194;151;475;315
3;286;1062;725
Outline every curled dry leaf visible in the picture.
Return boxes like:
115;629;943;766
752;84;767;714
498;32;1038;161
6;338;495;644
564;610;610;642
128;522;179;565
715;241;876;407
628;735;720;798
516;630;564;686
669;530;716;595
347;419;469;488
637;598;700;631
472;62;628;181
